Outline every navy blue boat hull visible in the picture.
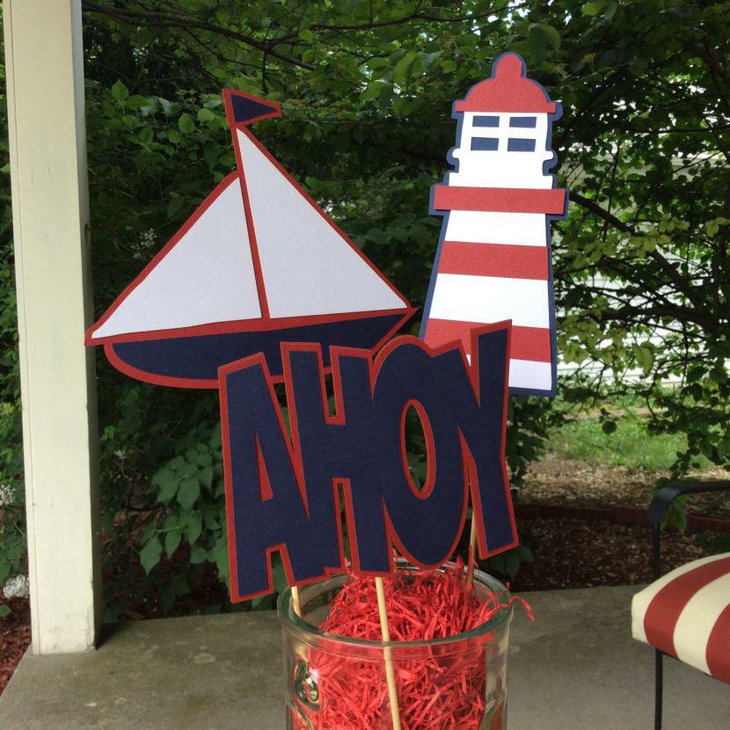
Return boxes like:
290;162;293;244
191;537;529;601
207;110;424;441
108;312;410;388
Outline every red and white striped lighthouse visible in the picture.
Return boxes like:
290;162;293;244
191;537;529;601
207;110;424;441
420;52;567;396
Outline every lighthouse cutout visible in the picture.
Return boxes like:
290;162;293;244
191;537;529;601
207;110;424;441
420;52;567;396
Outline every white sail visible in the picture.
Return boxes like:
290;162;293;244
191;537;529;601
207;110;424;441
91;176;261;340
236;130;407;319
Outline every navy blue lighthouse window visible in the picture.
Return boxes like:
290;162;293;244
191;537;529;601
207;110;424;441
471;137;499;151
473;115;500;128
507;138;536;152
509;116;537;128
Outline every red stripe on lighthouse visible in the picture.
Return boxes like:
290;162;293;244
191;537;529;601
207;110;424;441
424;319;551;362
439;242;549;280
512;326;552;361
432;186;566;214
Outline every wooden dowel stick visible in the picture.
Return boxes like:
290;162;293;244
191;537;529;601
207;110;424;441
466;511;477;589
375;577;402;730
291;585;302;617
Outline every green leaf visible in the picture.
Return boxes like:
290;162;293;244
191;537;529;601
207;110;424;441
137;126;154;145
420;51;441;70
537;23;561;49
485;545;531;579
250;593;274;610
271;558;288;593
393;53;416;84
154;469;179;503
0;605;11;619
362;80;387;102
177;477;200;510
212;539;229;582
582;1;606;16
178;113;195;134
603;1;618;21
190;544;208;564
528;24;560;64
111;80;129;103
210;426;222;450
165;530;182;557
299;28;315;43
667;500;688;533
635;345;654;375
197;108;216;123
200;465;214;489
528;26;546;64
185;512;203;544
502;551;521;578
629;58;648;76
139;536;162;574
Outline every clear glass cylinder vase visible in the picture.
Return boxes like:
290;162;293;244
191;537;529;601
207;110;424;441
277;564;513;730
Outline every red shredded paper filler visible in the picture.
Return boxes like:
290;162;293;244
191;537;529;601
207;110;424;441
292;561;532;729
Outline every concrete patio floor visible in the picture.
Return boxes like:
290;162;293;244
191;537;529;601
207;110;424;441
0;585;728;729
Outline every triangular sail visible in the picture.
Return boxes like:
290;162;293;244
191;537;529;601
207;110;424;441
90;176;261;341
236;129;408;320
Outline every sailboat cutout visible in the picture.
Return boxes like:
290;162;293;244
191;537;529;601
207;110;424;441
86;90;414;388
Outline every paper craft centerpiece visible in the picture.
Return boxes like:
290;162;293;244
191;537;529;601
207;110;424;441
87;52;567;730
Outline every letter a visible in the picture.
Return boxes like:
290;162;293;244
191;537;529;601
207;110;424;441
220;354;342;601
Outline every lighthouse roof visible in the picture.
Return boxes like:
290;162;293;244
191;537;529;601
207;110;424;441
454;53;556;114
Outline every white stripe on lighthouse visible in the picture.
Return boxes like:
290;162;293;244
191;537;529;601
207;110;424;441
429;273;550;329
443;211;548;246
462;356;552;391
509;359;553;391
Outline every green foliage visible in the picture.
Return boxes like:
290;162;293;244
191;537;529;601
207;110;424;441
0;45;26;593
0;498;25;589
145;422;228;577
548;0;730;479
1;1;729;611
485;544;534;581
698;531;730;555
552;414;713;471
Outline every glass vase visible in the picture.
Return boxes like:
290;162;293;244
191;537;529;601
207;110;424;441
277;564;513;729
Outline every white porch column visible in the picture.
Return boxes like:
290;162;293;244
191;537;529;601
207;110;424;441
3;0;101;653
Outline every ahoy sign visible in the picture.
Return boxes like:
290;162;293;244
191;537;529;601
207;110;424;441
220;324;517;602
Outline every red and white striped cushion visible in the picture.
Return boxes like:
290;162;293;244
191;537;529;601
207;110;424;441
632;553;730;683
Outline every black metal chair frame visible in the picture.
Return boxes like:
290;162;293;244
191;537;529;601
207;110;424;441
647;480;730;730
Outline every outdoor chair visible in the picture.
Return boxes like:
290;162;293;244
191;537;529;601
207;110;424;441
631;481;730;730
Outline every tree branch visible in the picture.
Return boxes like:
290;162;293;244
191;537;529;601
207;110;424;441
570;191;633;233
569;192;715;325
82;1;316;70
